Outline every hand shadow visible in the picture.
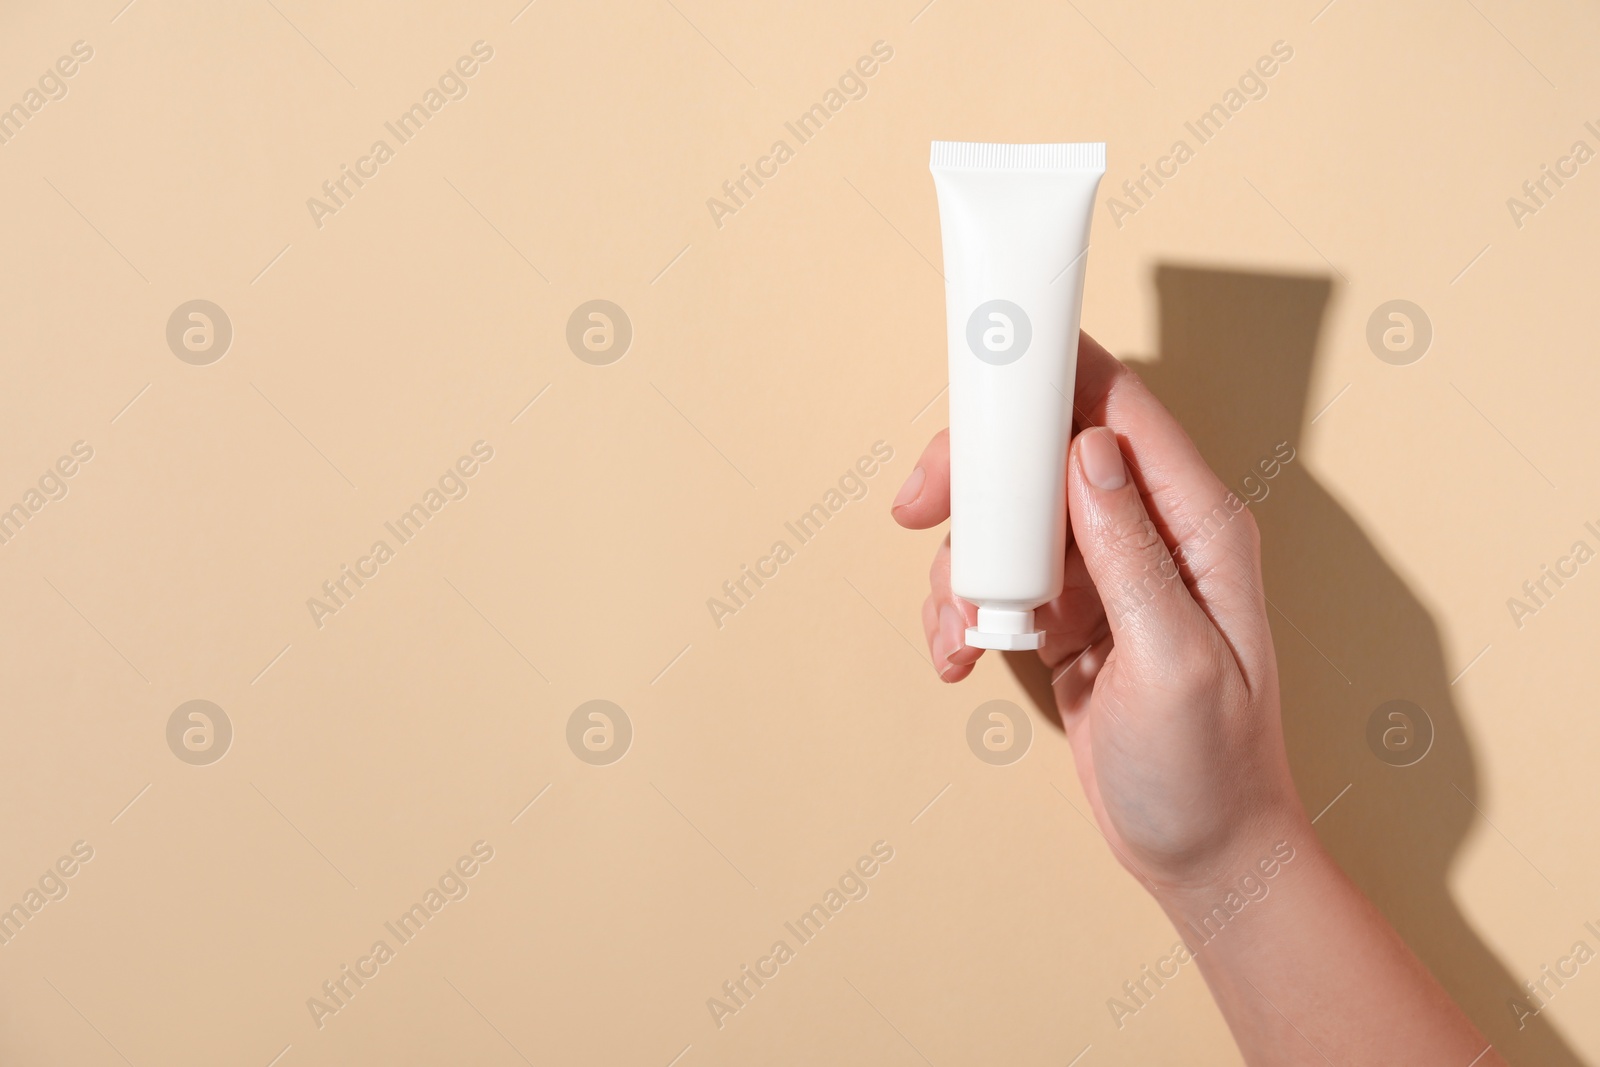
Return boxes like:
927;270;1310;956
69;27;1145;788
1006;264;1585;1065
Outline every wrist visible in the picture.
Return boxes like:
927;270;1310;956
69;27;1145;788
1144;804;1324;922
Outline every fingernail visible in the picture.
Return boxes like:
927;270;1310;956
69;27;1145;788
892;466;925;509
1080;428;1127;491
935;602;965;665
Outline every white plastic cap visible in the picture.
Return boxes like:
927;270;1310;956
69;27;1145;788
965;607;1044;651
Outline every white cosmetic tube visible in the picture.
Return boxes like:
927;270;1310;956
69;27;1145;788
930;141;1105;650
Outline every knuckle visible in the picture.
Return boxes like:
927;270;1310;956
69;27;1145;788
1217;504;1263;587
1098;515;1177;626
1104;513;1168;565
1176;493;1261;583
1231;500;1262;552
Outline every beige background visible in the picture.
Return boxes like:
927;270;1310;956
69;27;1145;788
1;0;1597;1063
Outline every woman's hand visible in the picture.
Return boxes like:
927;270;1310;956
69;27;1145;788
891;331;1498;1065
891;331;1304;893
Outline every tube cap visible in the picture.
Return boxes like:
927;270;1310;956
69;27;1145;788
965;607;1045;651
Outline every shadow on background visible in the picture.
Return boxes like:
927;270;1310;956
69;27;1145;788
1005;264;1584;1065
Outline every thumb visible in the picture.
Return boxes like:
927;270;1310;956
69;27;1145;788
1068;426;1208;667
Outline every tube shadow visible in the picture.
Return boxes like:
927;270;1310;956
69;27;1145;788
1006;264;1584;1065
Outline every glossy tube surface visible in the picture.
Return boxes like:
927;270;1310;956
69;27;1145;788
930;141;1105;650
